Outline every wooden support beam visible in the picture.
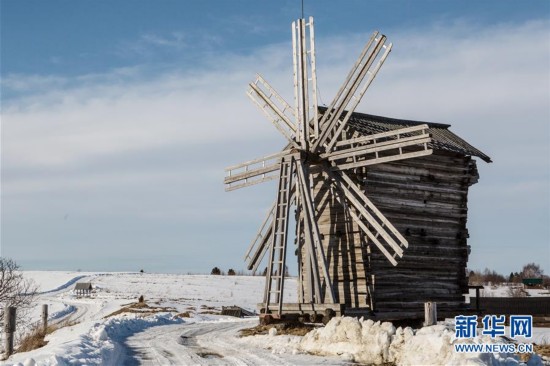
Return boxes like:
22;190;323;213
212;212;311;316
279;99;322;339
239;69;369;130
296;159;336;304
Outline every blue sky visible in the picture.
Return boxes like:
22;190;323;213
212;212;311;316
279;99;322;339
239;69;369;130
1;1;549;276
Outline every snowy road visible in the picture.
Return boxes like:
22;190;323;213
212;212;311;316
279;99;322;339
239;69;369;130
123;319;346;366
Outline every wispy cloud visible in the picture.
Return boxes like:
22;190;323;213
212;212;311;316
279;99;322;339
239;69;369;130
2;19;549;273
140;31;187;48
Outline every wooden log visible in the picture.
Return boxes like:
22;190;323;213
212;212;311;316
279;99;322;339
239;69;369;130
424;302;437;326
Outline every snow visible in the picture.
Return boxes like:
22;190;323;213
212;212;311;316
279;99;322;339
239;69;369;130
267;317;546;365
4;271;549;365
466;284;550;300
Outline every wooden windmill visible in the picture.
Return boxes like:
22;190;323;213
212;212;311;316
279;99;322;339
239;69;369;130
225;17;434;321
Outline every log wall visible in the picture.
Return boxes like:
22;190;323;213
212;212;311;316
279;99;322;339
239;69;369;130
300;150;479;315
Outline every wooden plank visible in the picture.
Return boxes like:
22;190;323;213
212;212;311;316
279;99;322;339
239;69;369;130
308;16;319;140
260;302;343;315
225;149;291;172
315;30;379;134
326;134;431;161
244;202;275;272
253;74;297;128
335;149;434;171
335;124;430;147
339;170;408;250
314;32;388;151
248;84;299;148
225;174;278;192
324;39;392;151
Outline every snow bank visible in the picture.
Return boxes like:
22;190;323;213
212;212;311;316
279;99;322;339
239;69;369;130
48;305;76;322
301;317;395;364
239;330;303;355
298;317;543;365
12;314;184;366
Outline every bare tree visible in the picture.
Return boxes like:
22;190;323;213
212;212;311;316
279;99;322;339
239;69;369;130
507;286;527;297
468;268;506;285
0;258;38;341
521;263;544;279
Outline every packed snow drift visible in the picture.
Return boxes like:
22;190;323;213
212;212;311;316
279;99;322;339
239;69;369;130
1;271;548;365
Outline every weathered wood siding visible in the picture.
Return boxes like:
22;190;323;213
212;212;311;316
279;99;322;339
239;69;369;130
297;164;370;307
365;150;478;314
300;150;479;314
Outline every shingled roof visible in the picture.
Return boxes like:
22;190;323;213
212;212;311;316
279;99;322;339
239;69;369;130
322;107;492;163
74;282;92;291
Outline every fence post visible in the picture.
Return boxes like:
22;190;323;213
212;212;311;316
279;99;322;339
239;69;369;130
42;304;49;334
424;302;437;326
475;287;481;315
4;306;16;358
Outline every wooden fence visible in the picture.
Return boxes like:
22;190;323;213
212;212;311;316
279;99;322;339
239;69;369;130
472;297;550;316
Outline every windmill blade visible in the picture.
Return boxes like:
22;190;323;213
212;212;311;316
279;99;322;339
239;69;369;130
244;185;297;273
244;201;275;273
248;75;300;148
292;19;308;149
292;17;319;149
224;149;292;191
308;16;319;140
295;158;336;304
313;32;392;152
323;124;433;170
326;168;407;266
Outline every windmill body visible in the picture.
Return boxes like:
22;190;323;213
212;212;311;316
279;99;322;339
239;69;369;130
225;17;490;322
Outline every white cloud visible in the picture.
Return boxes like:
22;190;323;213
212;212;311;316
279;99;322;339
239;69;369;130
2;19;549;272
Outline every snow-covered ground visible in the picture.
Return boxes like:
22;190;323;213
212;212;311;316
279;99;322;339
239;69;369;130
467;284;550;299
2;272;549;365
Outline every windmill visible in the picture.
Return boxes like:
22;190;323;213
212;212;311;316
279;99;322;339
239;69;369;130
224;17;433;321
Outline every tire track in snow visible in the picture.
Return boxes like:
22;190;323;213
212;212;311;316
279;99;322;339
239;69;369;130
122;319;347;366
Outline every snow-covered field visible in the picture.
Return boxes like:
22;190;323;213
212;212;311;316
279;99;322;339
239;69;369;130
467;285;550;299
2;271;549;365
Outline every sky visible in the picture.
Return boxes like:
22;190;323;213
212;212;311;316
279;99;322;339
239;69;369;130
1;0;549;276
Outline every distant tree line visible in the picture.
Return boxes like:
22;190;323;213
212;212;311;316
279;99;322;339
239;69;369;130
468;262;548;285
210;266;291;276
210;267;239;276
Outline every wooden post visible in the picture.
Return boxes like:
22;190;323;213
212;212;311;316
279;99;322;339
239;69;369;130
424;302;437;326
42;304;49;334
475;287;481;315
4;306;16;358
